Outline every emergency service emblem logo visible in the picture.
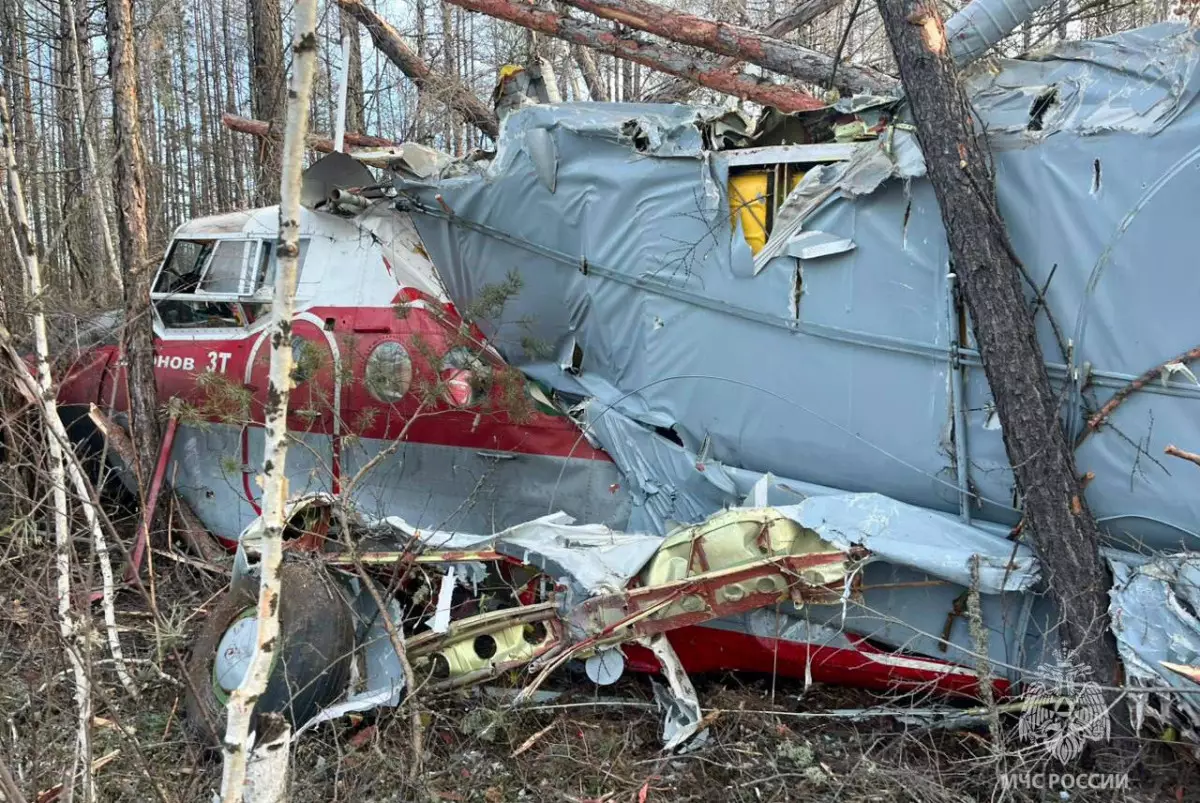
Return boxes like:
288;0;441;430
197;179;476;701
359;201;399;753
1017;652;1110;761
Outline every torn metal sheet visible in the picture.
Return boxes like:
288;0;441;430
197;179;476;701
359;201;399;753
647;634;706;751
375;511;665;596
1108;554;1200;744
224;491;1071;743
777;493;1038;594
399;23;1200;553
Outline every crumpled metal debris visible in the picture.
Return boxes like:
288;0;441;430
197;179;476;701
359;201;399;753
1108;553;1200;748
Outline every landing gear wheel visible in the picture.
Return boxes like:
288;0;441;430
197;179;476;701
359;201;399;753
185;561;355;746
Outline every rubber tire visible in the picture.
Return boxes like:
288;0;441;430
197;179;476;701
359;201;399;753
185;561;355;746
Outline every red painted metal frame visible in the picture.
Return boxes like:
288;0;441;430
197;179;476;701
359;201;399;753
122;415;180;586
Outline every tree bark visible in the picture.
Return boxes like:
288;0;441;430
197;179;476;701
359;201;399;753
64;0;121;287
646;0;840;103
441;0;829;113
337;0;500;141
219;0;319;798
221;113;398;152
874;0;1123;711
1;81;95;803
107;0;163;505
339;6;365;134
562;0;894;96
248;0;286;205
571;43;608;101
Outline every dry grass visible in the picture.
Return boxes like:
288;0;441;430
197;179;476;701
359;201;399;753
2;536;1193;803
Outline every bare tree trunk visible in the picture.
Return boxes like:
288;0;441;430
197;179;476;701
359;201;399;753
221;0;249;206
178;19;199;218
441;1;460;154
337;0;500;140
874;0;1124;730
571;44;607;101
647;0;840;102
1;82;94;803
248;0;285;205
559;0;895;95
219;0;319;798
195;3;219;213
56;0;87;286
440;0;830;112
204;0;233;212
415;0;429;141
339;6;365;133
63;0;120;288
106;0;162;504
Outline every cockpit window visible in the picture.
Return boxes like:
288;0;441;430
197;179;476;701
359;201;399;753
153;239;213;294
152;237;312;331
200;240;255;293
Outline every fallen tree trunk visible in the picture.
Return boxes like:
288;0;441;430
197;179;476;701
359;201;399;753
443;0;827;112
560;0;896;96
221;113;398;152
336;0;500;140
646;0;840;103
874;0;1124;728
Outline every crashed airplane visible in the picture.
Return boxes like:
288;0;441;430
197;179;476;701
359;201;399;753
53;13;1200;749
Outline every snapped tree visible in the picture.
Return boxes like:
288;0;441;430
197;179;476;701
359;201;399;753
556;0;896;95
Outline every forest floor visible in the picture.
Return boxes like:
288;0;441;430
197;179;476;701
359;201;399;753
1;509;1196;803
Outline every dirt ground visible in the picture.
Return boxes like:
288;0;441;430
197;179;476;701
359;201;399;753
1;519;1196;803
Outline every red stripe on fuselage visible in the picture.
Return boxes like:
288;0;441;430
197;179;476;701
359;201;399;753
58;305;610;463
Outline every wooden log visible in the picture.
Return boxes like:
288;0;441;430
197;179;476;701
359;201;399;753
221;112;398;152
646;0;842;103
443;0;828;113
560;0;896;96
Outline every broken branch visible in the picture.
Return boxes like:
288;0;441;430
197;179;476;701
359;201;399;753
220;113;398;153
442;0;829;113
1086;343;1200;434
335;0;500;140
1165;444;1200;470
558;0;897;96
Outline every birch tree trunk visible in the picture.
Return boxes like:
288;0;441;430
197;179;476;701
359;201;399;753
218;0;319;798
1;82;94;803
107;0;163;503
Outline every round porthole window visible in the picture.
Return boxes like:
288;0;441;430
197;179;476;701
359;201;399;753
438;346;488;408
364;341;413;403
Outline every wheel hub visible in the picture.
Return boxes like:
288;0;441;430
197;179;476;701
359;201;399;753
214;611;259;694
